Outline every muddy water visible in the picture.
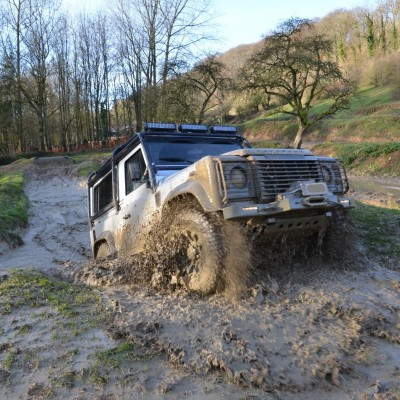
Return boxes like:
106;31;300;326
0;165;91;270
349;175;400;198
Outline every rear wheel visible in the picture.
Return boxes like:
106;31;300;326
95;241;110;259
166;208;224;294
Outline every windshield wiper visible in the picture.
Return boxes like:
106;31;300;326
159;157;194;164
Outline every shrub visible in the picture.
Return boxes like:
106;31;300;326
0;156;17;166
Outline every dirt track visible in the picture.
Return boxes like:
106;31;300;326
0;163;90;269
1;162;400;399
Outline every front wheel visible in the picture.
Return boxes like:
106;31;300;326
166;208;225;294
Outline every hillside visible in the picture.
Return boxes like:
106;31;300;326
237;86;400;144
238;86;400;177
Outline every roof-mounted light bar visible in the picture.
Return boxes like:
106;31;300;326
178;124;208;133
144;122;176;132
143;122;238;134
209;125;238;134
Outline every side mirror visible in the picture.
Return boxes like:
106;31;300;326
128;162;142;181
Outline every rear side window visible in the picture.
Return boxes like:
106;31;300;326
93;172;113;214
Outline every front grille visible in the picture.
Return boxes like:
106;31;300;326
256;159;323;201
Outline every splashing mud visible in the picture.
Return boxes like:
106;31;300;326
70;210;400;396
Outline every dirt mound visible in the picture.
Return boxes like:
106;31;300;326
33;156;73;165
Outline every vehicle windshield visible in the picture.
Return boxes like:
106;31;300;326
144;136;244;167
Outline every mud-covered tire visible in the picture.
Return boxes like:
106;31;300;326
167;208;224;294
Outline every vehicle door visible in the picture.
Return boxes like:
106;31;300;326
117;145;154;255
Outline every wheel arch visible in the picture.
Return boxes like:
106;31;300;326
162;181;220;216
93;231;117;259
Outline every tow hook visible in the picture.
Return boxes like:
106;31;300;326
302;196;328;207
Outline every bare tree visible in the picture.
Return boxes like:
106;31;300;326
186;55;230;123
241;18;353;149
114;0;145;130
54;16;75;151
113;0;212;129
0;0;215;152
0;0;28;150
0;54;16;150
159;0;211;88
19;0;61;150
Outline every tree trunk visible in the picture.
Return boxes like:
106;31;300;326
39;114;46;151
293;123;306;149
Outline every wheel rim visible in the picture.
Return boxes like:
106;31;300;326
175;229;204;282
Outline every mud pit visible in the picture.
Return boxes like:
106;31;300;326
73;257;400;399
1;162;400;399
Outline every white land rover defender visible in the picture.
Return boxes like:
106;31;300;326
88;122;352;293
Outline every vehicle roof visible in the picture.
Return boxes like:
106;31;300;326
88;130;244;186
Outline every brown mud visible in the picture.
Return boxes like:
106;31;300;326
1;162;400;399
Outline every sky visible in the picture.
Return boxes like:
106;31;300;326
213;0;374;51
63;0;376;52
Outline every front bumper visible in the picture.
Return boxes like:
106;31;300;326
222;192;353;220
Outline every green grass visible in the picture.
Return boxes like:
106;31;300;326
0;171;28;245
84;362;109;386
77;161;102;177
4;351;16;371
312;142;400;175
239;86;400;143
346;86;394;111
95;342;148;369
81;341;151;387
350;201;400;259
238;118;296;142
18;324;32;335
252;140;288;149
0;270;102;319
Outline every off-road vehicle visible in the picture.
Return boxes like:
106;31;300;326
87;122;352;293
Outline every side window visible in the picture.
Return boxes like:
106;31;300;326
93;171;113;215
125;149;147;195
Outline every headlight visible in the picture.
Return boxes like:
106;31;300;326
320;161;344;193
230;166;247;189
321;165;333;184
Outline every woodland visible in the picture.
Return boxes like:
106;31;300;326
0;0;399;153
